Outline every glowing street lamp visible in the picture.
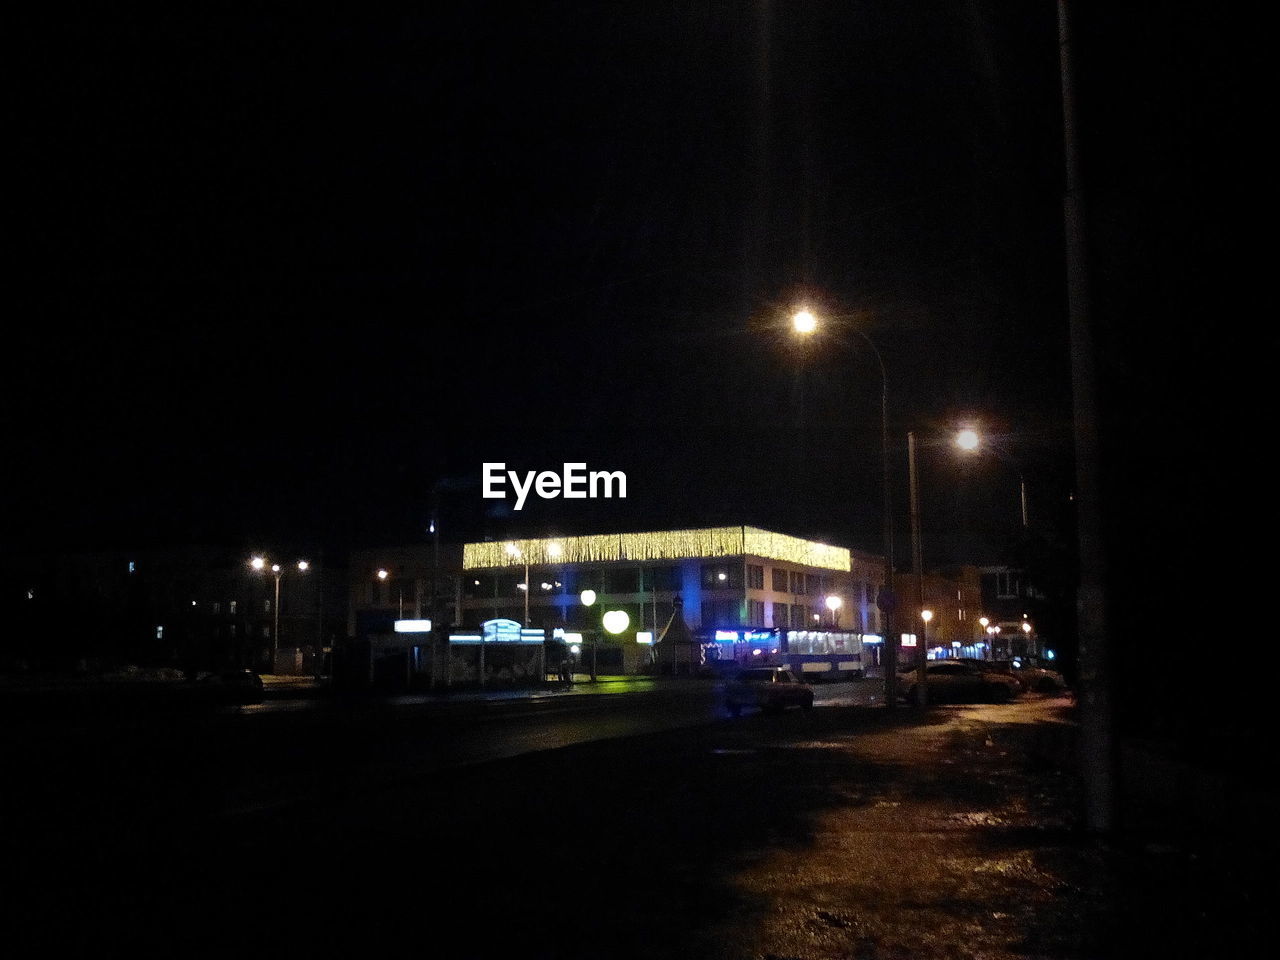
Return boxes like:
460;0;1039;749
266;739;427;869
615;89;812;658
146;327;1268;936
505;543;530;625
921;608;934;659
954;427;1028;529
250;555;311;670
790;306;896;707
580;588;599;681
825;594;843;628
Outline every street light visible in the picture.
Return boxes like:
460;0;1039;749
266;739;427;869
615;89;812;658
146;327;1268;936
921;608;934;660
376;567;406;620
250;556;310;672
954;427;1028;529
791;307;897;707
505;542;530;626
825;594;843;628
791;309;817;334
580;588;598;681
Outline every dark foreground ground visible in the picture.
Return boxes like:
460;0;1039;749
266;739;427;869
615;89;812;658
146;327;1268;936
6;695;1267;958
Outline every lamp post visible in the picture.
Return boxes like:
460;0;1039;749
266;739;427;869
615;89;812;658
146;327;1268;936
251;556;309;673
907;431;929;705
377;567;403;619
921;608;934;660
580;589;597;681
506;542;529;626
955;427;1028;529
979;616;991;661
270;565;282;660
792;309;897;707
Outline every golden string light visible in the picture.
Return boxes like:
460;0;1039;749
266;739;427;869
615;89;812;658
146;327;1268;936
462;526;851;572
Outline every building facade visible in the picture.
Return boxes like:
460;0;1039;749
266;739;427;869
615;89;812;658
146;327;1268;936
892;565;987;662
978;565;1050;661
459;526;887;677
2;545;341;675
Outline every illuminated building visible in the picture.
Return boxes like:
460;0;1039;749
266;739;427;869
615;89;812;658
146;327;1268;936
460;525;886;676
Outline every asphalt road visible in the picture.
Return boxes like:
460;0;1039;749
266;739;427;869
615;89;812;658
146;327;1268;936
3;686;1263;957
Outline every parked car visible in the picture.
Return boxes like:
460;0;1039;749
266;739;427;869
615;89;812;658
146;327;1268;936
958;657;1028;690
1010;659;1068;693
196;668;265;704
725;666;815;716
958;657;1065;693
902;661;1019;703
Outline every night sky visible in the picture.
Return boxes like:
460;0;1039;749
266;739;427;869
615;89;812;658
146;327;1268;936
7;3;1264;598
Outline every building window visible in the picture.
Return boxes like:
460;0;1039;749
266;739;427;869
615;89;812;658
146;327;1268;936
262;625;271;638
773;602;788;628
747;600;765;624
746;564;764;590
996;571;1020;599
641;566;681;592
230;600;237;615
772;568;789;592
212;601;221;614
806;574;821;596
792;604;808;626
699;600;716;627
790;572;807;595
605;568;640;594
264;599;272;613
701;564;742;589
156;625;164;640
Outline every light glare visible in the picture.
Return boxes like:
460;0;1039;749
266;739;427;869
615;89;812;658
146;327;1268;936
792;309;817;334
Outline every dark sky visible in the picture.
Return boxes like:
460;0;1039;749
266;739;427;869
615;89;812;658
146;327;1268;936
6;4;1260;577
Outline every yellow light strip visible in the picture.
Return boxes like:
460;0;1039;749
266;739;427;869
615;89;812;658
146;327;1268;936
462;526;851;572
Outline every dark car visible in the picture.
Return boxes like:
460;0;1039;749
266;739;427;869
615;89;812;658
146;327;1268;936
724;666;815;716
903;661;1018;704
196;669;265;704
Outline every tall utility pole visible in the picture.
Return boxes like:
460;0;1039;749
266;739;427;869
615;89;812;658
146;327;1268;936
430;506;440;691
314;551;325;682
1059;0;1113;833
908;432;927;706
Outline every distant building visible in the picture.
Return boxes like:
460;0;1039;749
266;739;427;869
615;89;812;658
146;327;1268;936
346;542;463;638
0;545;341;675
977;565;1050;661
458;525;887;677
892;565;986;662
